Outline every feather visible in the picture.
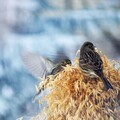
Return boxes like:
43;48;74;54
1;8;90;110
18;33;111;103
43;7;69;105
22;52;55;78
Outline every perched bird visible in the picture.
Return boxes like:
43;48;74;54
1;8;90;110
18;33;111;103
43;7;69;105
22;52;71;101
79;42;113;90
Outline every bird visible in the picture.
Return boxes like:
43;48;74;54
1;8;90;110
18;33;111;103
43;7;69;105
79;41;113;90
22;52;71;78
22;52;71;101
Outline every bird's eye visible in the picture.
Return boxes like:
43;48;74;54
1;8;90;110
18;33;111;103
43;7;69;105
67;61;71;65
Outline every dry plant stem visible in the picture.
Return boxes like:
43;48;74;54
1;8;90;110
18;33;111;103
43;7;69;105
26;51;120;120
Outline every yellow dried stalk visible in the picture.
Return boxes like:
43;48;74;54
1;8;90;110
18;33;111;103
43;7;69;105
26;51;120;120
37;52;120;120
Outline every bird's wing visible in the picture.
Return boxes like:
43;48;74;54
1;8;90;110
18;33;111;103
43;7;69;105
22;52;55;78
81;50;103;71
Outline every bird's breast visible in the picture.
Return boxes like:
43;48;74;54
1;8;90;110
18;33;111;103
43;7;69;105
80;68;98;78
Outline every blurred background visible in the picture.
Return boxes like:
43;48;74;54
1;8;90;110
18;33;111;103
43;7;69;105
0;0;120;119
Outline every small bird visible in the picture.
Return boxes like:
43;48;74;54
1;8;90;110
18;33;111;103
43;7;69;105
22;52;71;78
22;52;71;101
79;42;113;90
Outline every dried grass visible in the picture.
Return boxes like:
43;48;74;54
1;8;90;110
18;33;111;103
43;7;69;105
23;51;120;120
44;53;120;120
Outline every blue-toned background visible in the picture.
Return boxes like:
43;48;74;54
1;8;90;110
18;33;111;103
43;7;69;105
0;0;120;119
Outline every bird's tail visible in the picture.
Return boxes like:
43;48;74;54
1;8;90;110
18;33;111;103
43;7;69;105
101;76;113;90
101;75;113;90
96;71;113;90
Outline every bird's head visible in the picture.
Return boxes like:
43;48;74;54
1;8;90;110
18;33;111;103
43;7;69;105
60;59;71;66
81;42;95;51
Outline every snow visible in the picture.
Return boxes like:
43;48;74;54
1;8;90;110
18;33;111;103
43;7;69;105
0;98;9;115
2;85;14;99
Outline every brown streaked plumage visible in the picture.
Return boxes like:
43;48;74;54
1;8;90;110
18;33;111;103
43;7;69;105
79;42;113;90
